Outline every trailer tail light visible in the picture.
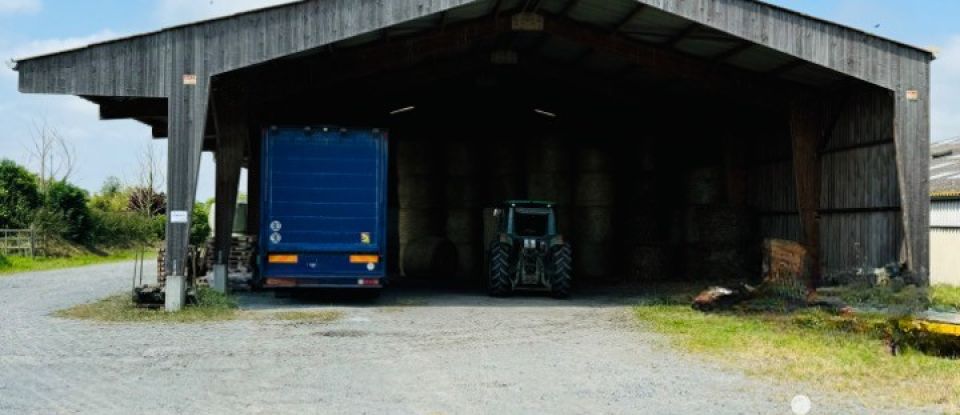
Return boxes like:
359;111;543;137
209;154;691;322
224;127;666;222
349;254;379;264
357;278;380;286
265;278;297;287
268;254;298;264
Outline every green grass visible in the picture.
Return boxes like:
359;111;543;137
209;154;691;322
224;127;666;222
269;310;344;323
0;249;142;275
932;284;960;311
55;288;239;323
634;299;960;410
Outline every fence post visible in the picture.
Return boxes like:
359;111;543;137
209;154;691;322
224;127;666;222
29;229;36;258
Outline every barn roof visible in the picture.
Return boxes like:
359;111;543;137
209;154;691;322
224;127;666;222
13;0;934;99
931;138;960;197
12;0;933;64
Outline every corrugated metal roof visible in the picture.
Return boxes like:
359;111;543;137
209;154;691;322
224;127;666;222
930;138;960;194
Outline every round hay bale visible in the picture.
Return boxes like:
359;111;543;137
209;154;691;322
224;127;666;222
445;209;481;244
453;242;482;282
526;173;572;205
629;245;665;282
553;206;574;239
574;242;614;280
574;207;615;243
525;136;572;173
574;173;614;207
577;145;613;173
444;142;479;176
398;208;443;243
402;237;458;279
397;140;439;176
484;174;524;204
686;167;721;205
398;176;442;209
445;177;481;208
485;142;522;176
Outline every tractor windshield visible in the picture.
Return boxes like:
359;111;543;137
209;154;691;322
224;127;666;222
513;208;550;237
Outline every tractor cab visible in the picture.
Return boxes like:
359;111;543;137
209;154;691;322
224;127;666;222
489;200;572;298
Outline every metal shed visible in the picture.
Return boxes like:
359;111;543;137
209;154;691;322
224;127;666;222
13;0;933;306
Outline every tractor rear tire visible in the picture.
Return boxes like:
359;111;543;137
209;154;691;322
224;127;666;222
549;244;573;298
488;242;512;297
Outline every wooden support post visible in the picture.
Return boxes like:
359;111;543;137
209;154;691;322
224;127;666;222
893;68;931;285
212;83;247;270
164;28;211;311
789;97;823;289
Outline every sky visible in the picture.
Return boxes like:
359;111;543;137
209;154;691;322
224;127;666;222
0;0;958;200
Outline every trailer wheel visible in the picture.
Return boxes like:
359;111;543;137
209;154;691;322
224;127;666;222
488;243;512;297
549;244;573;299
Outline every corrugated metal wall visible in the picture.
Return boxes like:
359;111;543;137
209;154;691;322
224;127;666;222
931;199;960;285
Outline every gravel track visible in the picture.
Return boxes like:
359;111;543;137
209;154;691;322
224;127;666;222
0;262;931;414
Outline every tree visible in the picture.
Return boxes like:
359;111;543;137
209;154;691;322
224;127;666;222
190;203;212;246
25;119;75;195
0;160;41;229
130;142;166;217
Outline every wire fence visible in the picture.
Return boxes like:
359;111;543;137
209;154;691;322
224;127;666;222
0;229;44;257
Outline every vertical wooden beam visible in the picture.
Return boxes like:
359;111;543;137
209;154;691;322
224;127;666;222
165;28;211;309
789;97;823;288
212;83;247;267
893;61;931;285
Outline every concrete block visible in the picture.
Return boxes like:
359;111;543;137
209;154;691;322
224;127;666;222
213;264;228;293
165;275;186;312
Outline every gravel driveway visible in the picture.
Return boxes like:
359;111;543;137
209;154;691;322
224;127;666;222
0;261;928;414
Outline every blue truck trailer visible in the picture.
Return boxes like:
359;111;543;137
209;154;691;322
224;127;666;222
257;126;388;290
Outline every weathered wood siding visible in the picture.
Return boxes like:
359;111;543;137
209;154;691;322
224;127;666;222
819;86;902;273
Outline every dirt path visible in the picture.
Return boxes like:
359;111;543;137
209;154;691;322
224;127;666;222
0;262;926;414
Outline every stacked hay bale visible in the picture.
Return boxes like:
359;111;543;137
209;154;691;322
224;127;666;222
616;139;668;282
525;135;573;235
573;144;616;281
483;139;524;205
396;139;445;278
444;140;483;284
682;166;752;279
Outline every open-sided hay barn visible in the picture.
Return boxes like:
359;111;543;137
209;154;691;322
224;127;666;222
14;0;933;303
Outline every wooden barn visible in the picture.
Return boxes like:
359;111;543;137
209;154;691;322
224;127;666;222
13;0;933;307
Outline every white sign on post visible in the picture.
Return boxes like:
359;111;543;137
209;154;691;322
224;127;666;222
170;210;189;224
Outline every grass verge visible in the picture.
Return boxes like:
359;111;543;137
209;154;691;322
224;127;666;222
932;284;960;311
634;300;960;410
269;310;344;323
0;249;142;276
55;288;239;323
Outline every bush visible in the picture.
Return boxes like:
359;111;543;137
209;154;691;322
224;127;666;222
0;160;42;229
152;214;167;241
89;210;157;247
0;254;10;270
191;203;211;246
42;181;93;244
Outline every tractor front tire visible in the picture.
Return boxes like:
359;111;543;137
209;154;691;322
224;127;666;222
549;244;573;298
488;243;512;297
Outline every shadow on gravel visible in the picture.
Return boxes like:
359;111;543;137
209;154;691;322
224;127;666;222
234;278;654;311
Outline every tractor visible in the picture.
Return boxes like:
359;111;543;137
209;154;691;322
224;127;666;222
487;201;573;298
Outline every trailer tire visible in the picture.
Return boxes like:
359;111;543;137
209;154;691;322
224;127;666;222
549;244;573;299
488;242;512;297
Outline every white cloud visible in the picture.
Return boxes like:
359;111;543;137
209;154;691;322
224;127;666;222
932;35;960;142
154;0;299;26
3;29;119;64
0;0;41;16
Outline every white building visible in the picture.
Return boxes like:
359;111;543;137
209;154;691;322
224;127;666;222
930;138;960;285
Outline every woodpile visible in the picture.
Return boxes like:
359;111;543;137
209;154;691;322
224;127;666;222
204;234;256;276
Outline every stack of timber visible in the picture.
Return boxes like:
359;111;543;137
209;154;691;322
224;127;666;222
204;234;256;276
